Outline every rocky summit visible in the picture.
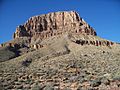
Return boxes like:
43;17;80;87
0;11;120;90
13;11;97;39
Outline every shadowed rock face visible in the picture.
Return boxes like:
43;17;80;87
75;40;114;47
13;11;97;39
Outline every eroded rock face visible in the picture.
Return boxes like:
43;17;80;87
75;40;114;47
11;11;116;50
13;11;97;39
13;25;30;38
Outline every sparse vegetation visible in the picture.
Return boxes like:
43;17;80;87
0;11;120;90
21;58;32;67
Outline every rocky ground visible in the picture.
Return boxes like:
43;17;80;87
0;34;120;90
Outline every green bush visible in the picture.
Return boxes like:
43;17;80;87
90;79;101;87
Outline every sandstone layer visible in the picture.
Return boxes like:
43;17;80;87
13;11;97;39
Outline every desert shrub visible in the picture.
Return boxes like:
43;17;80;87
101;77;110;85
31;84;42;90
77;85;82;90
78;77;87;83
90;79;101;87
64;45;70;53
21;58;32;67
112;71;120;81
63;87;72;90
113;76;120;81
44;85;54;90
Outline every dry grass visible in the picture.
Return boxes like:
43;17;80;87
0;34;120;89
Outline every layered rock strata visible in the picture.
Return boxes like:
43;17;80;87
13;11;97;39
30;40;114;49
1;11;114;49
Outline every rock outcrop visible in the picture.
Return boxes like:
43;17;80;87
13;11;97;39
11;11;116;50
75;40;114;46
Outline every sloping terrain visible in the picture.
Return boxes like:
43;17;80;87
0;46;17;62
0;11;120;90
0;34;120;90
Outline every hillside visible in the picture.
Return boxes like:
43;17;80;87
0;11;120;90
